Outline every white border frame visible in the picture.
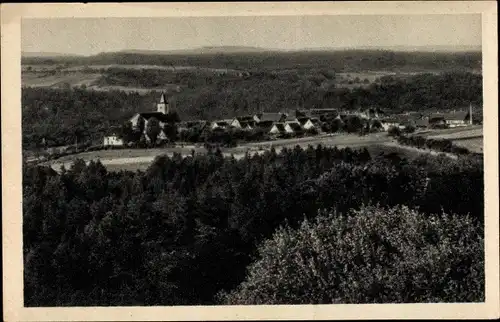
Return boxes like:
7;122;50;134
2;2;499;321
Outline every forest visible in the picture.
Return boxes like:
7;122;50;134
22;50;482;71
23;145;484;306
22;71;482;149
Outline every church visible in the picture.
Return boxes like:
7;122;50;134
127;93;178;142
103;93;177;146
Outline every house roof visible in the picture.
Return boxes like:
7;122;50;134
256;112;285;122
272;123;286;132
104;124;123;136
239;121;254;128
212;120;230;126
442;111;469;121
286;122;303;131
310;118;321;125
284;114;299;122
137;112;172;122
255;120;275;131
297;117;311;125
309;108;339;116
235;115;255;122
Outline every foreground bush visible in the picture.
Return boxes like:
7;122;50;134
221;205;484;304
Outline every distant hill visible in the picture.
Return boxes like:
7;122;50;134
22;45;481;59
113;46;279;56
22;51;84;58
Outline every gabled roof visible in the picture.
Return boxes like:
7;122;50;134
441;111;469;121
255;120;275;132
309;108;339;116
272;123;286;132
136;112;172;122
212;120;230;126
284;114;300;122
105;126;122;136
239;121;254;128
235;115;255;122
286;122;303;131
256;112;285;123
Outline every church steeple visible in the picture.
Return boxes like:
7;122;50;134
157;93;169;114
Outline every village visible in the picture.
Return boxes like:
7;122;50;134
102;92;478;148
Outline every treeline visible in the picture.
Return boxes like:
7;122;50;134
22;50;482;71
22;71;482;149
398;135;472;155
23;146;484;306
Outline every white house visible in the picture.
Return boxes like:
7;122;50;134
211;120;232;130
284;122;303;135
380;118;405;131
103;135;124;147
269;123;286;135
231;116;255;128
299;117;320;130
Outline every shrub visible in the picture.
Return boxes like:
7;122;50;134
388;126;402;137
221;204;484;305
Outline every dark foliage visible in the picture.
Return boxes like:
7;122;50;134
398;135;472;155
221;204;484;304
23;145;483;306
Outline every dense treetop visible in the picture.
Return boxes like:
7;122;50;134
23;146;484;306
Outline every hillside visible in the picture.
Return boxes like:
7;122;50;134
21;49;482;71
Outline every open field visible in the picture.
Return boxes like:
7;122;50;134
22;72;102;88
41;131;462;173
424;126;483;139
419;126;483;153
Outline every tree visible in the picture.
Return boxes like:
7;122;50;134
221;205;484;304
388;126;401;137
344;115;363;133
120;121;136;144
403;124;416;134
370;120;383;132
162;123;178;142
146;117;161;144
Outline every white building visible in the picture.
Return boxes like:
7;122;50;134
103;135;124;147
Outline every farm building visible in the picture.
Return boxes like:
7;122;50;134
269;123;286;135
211;119;233;130
298;117;321;130
255;120;276;132
443;111;471;127
380;118;403;131
254;112;286;123
429;110;471;128
284;122;304;135
231;116;256;129
238;121;254;131
284;114;301;125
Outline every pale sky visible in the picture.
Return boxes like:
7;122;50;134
22;15;482;56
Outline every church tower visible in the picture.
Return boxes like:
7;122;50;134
157;93;169;114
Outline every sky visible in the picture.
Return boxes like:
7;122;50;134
22;14;482;56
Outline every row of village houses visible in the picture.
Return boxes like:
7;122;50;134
104;93;477;146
